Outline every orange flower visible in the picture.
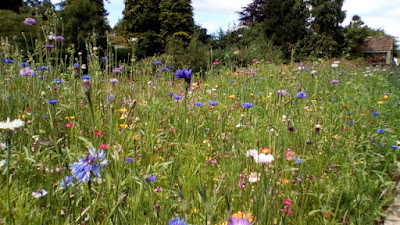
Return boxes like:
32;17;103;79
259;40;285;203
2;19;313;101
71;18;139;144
261;147;271;154
324;212;330;219
232;211;245;219
119;124;128;129
281;178;290;184
228;95;236;99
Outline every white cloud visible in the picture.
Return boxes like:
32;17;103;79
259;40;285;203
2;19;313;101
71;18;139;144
343;0;400;38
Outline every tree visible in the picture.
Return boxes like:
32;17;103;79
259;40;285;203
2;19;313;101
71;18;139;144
238;0;266;26
0;0;23;13
121;0;162;58
159;0;195;41
307;0;346;57
60;0;109;52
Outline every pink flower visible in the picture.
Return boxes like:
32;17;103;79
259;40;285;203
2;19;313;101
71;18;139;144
99;144;108;150
284;207;293;215
285;149;297;161
64;123;74;128
283;199;292;206
154;186;162;192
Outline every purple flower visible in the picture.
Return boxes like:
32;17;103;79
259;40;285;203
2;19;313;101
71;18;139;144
242;102;253;108
288;126;295;132
20;67;34;76
55;36;65;42
227;217;250;225
2;58;14;64
82;75;91;80
109;78;119;84
175;69;192;80
44;44;54;49
69;148;107;183
48;100;58;105
167;93;174;97
24;18;36;25
276;89;287;96
154;61;162;66
296;91;307;98
330;80;339;84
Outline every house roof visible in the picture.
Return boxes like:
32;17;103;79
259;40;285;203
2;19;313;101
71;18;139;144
363;36;395;52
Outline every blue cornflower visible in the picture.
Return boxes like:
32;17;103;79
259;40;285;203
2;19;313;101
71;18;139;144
48;100;58;105
145;174;156;182
331;98;337;102
168;66;174;70
39;75;44;80
155;74;162;78
60;176;74;188
21;62;29;67
162;67;169;71
70;148;108;183
82;75;91;80
194;102;203;107
230;80;235;83
295;158;304;164
169;217;186;225
391;145;399;150
54;79;63;84
106;94;114;102
347;120;354;126
167;93;174;97
101;57;109;61
371;111;379;116
154;61;162;66
37;65;48;71
296;91;307;98
257;92;262;95
2;58;14;63
74;63;80;68
242;102;253;108
173;95;183;101
125;157;134;162
208;100;218;106
175;69;192;79
377;129;385;134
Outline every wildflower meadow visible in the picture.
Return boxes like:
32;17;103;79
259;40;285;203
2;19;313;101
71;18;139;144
1;21;400;225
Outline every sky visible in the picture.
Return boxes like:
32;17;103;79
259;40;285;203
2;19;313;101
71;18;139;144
52;0;400;38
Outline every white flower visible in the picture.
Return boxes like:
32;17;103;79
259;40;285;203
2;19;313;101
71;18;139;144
256;153;274;164
48;32;56;40
246;149;259;158
0;159;6;167
0;118;25;130
282;115;287;122
331;63;339;68
248;172;260;183
32;189;48;198
235;123;243;128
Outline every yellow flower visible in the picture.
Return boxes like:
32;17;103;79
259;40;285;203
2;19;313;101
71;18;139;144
274;218;278;224
117;108;128;114
119;124;128;129
190;208;199;214
228;95;236;99
204;83;209;87
377;101;383;104
65;116;75;120
139;100;147;106
383;95;389;99
215;84;220;88
250;93;254;97
261;147;271;154
192;83;198;87
206;156;212;161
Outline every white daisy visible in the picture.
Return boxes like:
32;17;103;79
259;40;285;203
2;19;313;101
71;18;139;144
0;118;25;130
